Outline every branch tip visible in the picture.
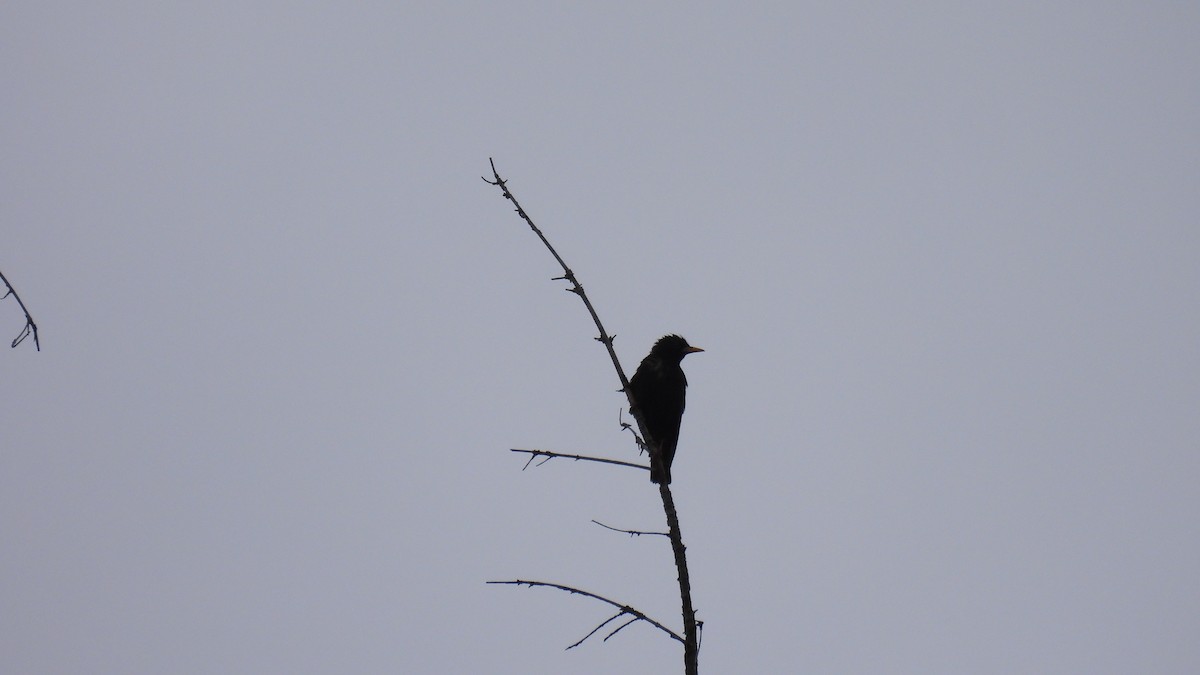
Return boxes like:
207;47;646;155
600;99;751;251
488;579;683;645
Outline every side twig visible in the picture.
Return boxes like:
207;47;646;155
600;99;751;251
487;580;684;647
510;449;650;473
0;268;40;350
566;611;627;649
591;519;669;538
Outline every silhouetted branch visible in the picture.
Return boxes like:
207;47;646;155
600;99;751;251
567;610;626;649
572;611;641;647
591;519;669;538
487;580;683;646
605;616;641;642
483;159;635;404
659;481;699;673
510;449;650;473
0;268;40;351
487;159;700;674
484;160;662;467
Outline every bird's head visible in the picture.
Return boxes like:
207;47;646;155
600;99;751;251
651;334;705;363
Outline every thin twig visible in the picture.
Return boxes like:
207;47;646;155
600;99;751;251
567;610;628;650
510;449;650;473
591;519;669;538
0;268;40;351
487;580;684;645
483;159;634;403
604;616;641;642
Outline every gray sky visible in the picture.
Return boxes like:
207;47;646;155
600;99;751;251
3;3;1198;673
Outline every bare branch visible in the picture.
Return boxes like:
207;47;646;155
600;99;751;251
567;610;627;650
487;579;684;645
510;448;650;473
484;159;636;413
488;160;700;673
660;481;700;672
591;519;669;538
0;268;40;351
605;616;641;643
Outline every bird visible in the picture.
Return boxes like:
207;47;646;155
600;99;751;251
627;334;704;485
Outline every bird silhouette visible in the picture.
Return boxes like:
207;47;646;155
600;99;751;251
628;335;704;484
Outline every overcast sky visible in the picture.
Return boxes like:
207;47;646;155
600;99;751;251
3;3;1198;674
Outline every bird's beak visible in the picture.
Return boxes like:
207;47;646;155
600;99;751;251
686;346;705;354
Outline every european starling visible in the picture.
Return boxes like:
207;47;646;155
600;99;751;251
628;334;704;485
